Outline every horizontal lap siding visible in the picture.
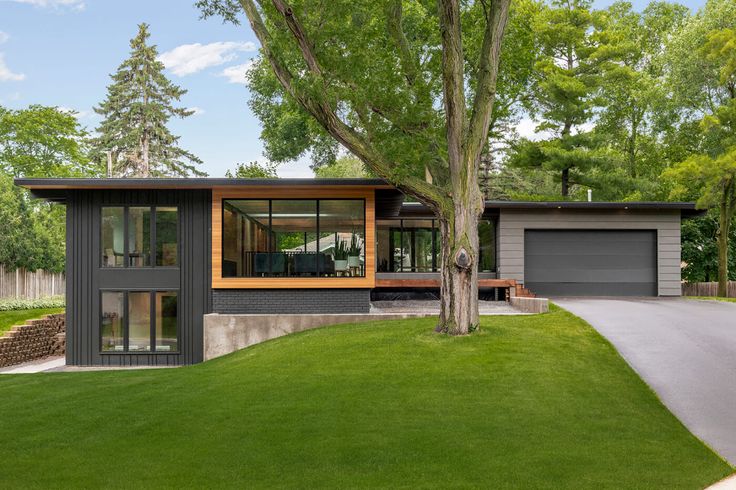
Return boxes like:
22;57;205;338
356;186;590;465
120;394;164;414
498;209;682;296
66;189;211;366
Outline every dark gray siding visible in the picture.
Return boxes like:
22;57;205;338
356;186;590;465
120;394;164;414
65;189;211;366
524;230;657;296
212;289;370;314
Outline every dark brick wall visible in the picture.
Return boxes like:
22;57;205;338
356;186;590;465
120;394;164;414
212;289;371;314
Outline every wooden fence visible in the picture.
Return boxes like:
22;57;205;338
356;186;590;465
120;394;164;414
681;281;736;298
0;265;65;299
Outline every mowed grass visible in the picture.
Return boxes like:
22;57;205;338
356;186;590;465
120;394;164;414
0;308;65;336
687;296;736;303
0;306;731;489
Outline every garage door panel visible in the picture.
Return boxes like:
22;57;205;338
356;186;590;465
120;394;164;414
528;282;657;296
528;267;657;283
524;230;657;296
526;253;655;271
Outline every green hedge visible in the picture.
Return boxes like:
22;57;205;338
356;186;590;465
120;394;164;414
0;296;65;311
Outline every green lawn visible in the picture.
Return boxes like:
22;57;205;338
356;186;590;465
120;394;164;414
0;308;65;336
0;306;731;489
687;296;736;303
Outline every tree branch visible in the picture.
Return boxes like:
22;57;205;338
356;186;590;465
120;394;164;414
386;0;419;86
465;0;511;164
438;0;466;180
238;0;447;209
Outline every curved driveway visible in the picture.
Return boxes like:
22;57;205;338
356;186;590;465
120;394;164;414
554;297;736;465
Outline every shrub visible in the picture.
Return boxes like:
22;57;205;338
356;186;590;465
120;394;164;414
0;296;65;311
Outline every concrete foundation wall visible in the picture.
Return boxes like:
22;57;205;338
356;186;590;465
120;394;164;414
203;312;430;361
212;289;371;314
510;297;549;314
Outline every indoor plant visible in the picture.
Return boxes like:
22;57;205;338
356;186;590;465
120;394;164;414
348;233;362;268
334;239;349;272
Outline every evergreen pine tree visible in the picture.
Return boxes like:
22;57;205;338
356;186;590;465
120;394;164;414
93;24;205;177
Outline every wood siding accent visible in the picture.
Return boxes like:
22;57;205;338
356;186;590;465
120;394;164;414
211;187;376;289
375;278;516;288
497;209;682;296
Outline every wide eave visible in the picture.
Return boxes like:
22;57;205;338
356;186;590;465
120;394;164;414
14;177;703;218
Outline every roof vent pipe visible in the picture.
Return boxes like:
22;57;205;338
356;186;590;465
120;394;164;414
587;189;592;202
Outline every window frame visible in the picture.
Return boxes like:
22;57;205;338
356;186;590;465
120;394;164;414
100;206;179;270
99;289;180;355
221;198;367;278
381;218;497;273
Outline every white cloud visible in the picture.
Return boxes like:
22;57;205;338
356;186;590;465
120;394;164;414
0;54;25;82
188;106;205;116
58;106;91;119
0;31;9;44
219;59;255;84
4;0;85;11
158;41;256;76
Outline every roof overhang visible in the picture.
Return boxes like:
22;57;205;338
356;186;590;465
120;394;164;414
14;177;395;202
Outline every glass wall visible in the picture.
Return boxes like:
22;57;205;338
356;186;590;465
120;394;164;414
128;207;151;267
222;199;365;278
99;290;178;354
101;207;125;267
156;207;178;266
128;291;151;351
101;291;124;351
155;291;178;352
376;218;496;273
101;206;178;268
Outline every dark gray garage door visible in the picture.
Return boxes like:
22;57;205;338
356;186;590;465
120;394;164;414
524;230;657;296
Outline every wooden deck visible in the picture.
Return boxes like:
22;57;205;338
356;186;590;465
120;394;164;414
374;277;536;298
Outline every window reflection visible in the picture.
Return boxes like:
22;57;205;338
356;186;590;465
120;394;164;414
101;291;124;351
377;219;496;273
102;208;124;268
128;292;151;352
222;199;366;278
128;207;151;267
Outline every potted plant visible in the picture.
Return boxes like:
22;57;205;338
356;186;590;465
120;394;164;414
348;233;362;268
334;239;349;273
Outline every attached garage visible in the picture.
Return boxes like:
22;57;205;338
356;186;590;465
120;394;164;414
524;230;658;297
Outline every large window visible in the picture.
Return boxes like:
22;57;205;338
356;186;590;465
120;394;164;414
377;218;496;273
102;206;178;268
222;199;366;278
100;290;178;353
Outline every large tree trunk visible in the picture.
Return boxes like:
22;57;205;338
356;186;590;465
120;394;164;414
561;167;570;197
717;201;731;298
436;205;481;335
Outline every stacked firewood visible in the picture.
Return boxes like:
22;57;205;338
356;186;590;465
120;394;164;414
0;314;66;368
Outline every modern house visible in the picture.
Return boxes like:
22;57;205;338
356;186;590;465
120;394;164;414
15;178;700;366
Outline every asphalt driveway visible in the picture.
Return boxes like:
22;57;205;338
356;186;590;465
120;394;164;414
554;297;736;466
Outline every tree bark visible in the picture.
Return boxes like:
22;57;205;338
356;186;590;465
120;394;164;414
561;167;569;197
717;199;731;298
436;206;480;334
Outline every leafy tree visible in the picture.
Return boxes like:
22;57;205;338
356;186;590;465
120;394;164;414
198;0;512;334
226;160;279;178
508;0;610;197
92;24;205;177
665;27;736;297
681;211;736;283
314;155;370;178
0;104;93;273
594;1;689;200
0;105;93;177
0;174;65;273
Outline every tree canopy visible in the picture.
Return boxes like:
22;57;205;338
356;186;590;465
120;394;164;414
92;23;205;177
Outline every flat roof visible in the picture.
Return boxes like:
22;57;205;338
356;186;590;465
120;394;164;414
14;177;703;217
399;200;703;217
14;177;392;190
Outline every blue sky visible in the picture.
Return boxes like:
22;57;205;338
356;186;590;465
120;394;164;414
0;0;707;178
